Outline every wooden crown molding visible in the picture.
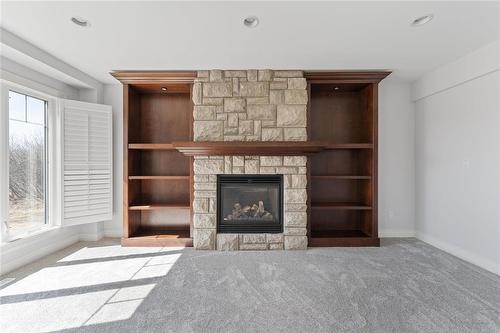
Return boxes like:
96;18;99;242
111;70;391;84
304;71;391;83
110;70;197;84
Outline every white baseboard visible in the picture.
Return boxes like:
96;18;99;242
1;224;122;275
79;232;104;242
416;231;500;276
4;226;496;277
1;228;79;275
104;228;123;238
379;229;416;238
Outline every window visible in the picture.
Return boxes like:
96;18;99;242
7;90;48;237
1;84;112;242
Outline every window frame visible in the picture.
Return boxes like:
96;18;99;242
1;82;59;242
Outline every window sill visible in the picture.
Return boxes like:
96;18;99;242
2;225;59;244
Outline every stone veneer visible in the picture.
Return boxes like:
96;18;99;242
192;70;307;142
193;156;308;250
192;70;308;250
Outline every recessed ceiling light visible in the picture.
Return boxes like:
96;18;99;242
411;14;433;27
334;87;340;91
243;16;259;28
71;17;90;27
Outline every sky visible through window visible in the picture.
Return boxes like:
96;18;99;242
8;90;47;237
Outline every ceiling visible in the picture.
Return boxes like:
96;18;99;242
1;1;499;84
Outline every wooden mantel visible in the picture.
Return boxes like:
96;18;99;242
172;141;327;156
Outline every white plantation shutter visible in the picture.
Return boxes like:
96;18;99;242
61;100;112;226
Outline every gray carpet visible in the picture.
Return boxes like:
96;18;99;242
1;238;499;332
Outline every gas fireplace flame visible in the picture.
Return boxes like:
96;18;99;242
225;201;274;221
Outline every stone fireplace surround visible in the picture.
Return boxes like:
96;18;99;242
192;70;308;250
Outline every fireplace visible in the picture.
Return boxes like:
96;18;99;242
217;175;283;233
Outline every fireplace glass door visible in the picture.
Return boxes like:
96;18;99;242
217;175;283;233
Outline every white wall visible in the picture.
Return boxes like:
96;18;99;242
0;31;108;275
0;65;105;275
1;27;104;103
103;84;123;237
379;78;415;236
103;79;417;239
1;56;79;100
413;40;500;275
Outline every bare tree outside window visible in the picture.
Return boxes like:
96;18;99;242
8;91;47;236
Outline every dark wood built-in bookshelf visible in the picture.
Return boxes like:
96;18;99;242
113;71;197;246
305;71;389;246
114;70;389;247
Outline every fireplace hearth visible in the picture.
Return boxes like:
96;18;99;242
217;175;283;233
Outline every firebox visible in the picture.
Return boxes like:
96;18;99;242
217;175;283;233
